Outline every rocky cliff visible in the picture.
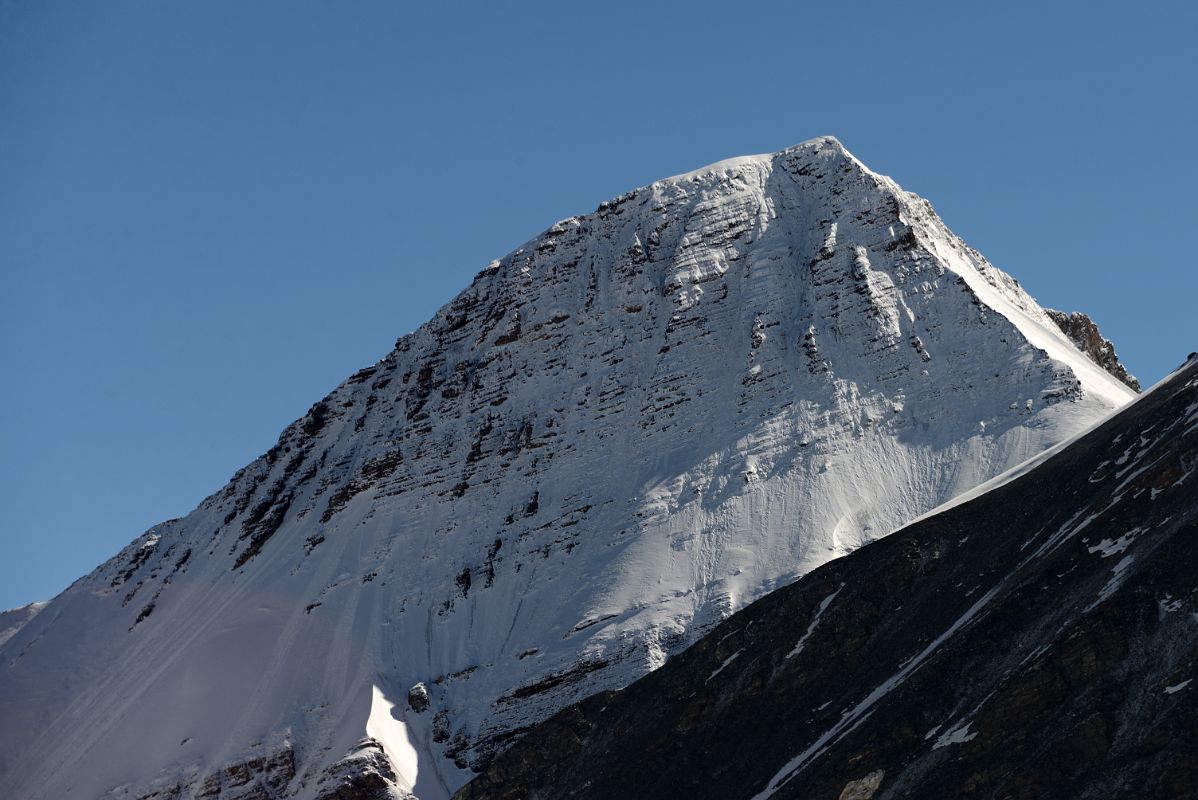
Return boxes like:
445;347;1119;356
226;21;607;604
1047;309;1140;391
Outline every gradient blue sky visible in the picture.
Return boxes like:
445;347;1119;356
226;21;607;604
1;1;1195;609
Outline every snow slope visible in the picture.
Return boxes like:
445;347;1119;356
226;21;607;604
0;137;1135;800
0;601;47;648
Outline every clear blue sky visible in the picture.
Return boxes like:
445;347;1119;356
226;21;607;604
1;1;1194;610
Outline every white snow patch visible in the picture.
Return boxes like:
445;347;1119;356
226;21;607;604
366;685;419;793
1021;643;1051;666
1086;555;1136;611
706;650;743;683
1086;528;1141;558
932;721;978;749
1164;679;1192;695
1161;596;1183;613
786;588;841;660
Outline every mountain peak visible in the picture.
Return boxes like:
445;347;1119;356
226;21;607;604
779;134;856;163
644;135;856;190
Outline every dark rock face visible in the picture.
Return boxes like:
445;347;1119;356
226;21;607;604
121;744;297;800
1047;309;1140;391
457;357;1198;800
314;739;411;800
408;682;430;713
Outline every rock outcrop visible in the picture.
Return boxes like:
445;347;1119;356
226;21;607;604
1047;309;1140;391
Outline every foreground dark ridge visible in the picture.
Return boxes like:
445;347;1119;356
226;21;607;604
458;355;1198;800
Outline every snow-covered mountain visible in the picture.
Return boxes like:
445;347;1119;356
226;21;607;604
0;137;1136;800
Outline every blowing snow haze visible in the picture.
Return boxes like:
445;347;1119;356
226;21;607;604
0;138;1155;800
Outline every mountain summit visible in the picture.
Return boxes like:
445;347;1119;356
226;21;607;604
0;137;1136;800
